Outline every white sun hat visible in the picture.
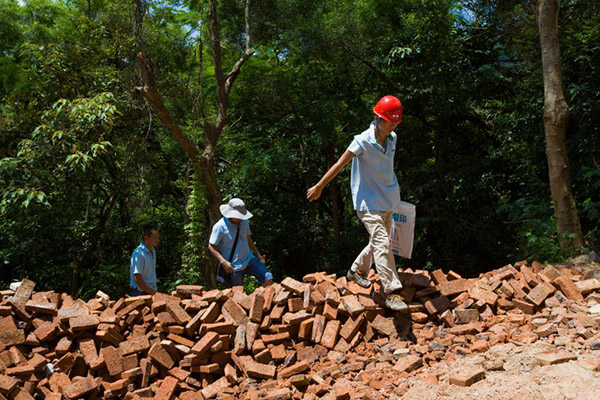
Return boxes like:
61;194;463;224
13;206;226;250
219;198;253;220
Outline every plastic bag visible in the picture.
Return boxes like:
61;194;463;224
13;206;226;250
390;201;416;259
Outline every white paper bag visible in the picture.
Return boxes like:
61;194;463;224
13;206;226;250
390;201;416;259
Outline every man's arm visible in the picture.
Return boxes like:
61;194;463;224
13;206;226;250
307;150;355;202
133;274;156;295
208;243;233;273
248;235;265;264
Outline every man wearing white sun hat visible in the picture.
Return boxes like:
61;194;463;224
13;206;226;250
208;198;273;287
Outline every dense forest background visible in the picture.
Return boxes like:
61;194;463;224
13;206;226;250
0;0;598;299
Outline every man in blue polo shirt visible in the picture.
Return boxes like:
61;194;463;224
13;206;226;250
307;95;407;311
130;224;159;295
208;198;273;288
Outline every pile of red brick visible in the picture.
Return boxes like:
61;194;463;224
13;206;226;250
1;260;600;399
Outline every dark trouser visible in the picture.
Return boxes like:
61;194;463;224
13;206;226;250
130;289;147;297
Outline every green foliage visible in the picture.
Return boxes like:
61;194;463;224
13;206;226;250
1;0;599;297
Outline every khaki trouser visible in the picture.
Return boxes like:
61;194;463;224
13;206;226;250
350;210;403;294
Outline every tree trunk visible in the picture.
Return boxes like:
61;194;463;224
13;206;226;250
134;0;254;287
326;140;342;241
536;0;584;250
199;144;222;224
71;192;118;297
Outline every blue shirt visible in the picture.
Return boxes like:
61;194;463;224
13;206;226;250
347;122;402;212
209;217;254;271
130;242;157;291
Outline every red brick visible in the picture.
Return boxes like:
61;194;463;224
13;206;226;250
431;270;448;285
34;321;57;342
242;358;276;379
13;388;35;400
155;376;179;400
26;298;58;315
175;285;204;296
288;297;304;312
109;378;130;391
166;302;192;325
340;295;364;317
201;321;235;335
101;346;123;376
245;322;259;351
424;296;451;315
233;325;246;355
49;372;71;393
11;279;35;304
576;279;600;295
323;302;338;320
398;272;430;287
278;359;310;379
282;310;312;326
449;367;485;386
298;317;314;341
320;320;341;349
508;279;528;299
553;276;583;301
120;336;150;356
311;314;326;343
447;270;463;280
148;344;175;369
249;292;264;323
69;314;100;332
539;265;561;282
63;377;98;399
535;351;577;365
201;376;229;399
526;282;555;306
140;358;152;388
222;298;249;326
497;281;515;298
262;332;290;345
439;279;472;296
0;329;25;346
116;298;145;318
371;314;396;337
453;309;480;324
280;277;309;295
392;355;423;373
0;375;18;393
469;287;498;306
191;332;220;356
339;314;365;342
55;336;72;355
448;322;483;335
199;302;220;324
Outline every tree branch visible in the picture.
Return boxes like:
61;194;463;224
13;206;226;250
133;0;200;162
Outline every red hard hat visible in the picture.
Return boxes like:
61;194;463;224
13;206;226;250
373;95;403;123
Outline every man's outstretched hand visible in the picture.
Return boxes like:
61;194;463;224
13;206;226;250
307;185;322;202
221;261;234;274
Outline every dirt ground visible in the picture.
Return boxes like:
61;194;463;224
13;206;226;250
397;341;600;400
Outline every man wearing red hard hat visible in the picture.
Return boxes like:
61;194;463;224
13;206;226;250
307;95;407;311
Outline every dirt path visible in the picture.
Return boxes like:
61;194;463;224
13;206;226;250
399;342;600;400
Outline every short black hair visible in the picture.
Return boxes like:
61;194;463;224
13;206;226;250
142;224;158;238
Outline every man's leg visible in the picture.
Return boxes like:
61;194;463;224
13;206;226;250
374;211;403;293
355;211;406;311
246;258;273;286
346;211;376;288
230;270;245;287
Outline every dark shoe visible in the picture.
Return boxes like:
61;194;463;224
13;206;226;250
346;269;372;288
385;293;408;311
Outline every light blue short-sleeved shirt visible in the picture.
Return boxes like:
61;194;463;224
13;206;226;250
347;122;402;212
130;242;157;291
209;217;254;271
